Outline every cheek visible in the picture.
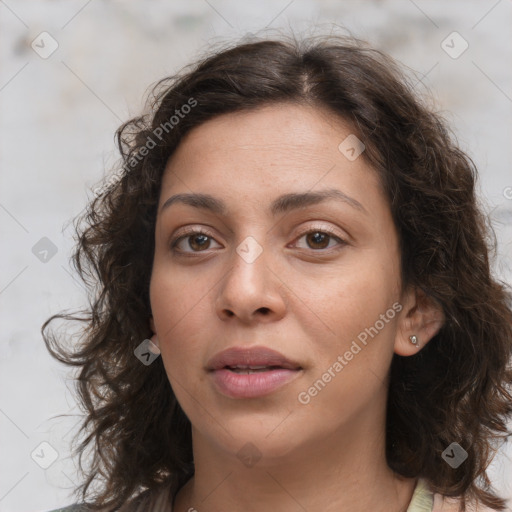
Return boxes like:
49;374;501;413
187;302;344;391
300;252;399;369
306;254;395;323
149;268;213;376
296;271;397;421
150;272;190;347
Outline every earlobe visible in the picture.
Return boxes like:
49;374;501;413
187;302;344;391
394;287;445;356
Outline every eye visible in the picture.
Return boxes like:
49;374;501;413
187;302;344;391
292;226;347;252
170;228;221;255
170;226;347;256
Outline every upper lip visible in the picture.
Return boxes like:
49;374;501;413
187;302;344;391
206;346;302;371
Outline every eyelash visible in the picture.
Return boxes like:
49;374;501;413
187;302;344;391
170;226;347;256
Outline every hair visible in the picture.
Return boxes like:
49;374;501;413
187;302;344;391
42;31;512;511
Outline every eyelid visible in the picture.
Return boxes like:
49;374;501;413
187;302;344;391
296;223;344;240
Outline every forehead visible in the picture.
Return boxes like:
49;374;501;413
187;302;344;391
166;102;355;168
158;102;383;215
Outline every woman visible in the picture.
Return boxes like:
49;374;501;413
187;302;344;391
43;33;512;512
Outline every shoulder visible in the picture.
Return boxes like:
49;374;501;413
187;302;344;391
433;492;497;512
43;483;177;512
45;506;88;512
411;478;496;512
44;486;174;512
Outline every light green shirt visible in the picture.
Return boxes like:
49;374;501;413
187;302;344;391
49;477;435;511
407;477;435;512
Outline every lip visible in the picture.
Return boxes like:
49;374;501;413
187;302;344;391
206;346;302;371
206;346;303;399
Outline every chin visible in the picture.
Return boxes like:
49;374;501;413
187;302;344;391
215;424;305;463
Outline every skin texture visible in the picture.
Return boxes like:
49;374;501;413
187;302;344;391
149;103;445;512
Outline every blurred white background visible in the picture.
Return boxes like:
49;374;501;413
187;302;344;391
1;1;511;511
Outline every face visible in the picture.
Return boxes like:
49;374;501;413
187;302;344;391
149;102;409;464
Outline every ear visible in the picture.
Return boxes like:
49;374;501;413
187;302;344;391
394;286;445;356
150;316;156;334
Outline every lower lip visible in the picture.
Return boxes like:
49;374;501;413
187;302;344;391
210;368;301;398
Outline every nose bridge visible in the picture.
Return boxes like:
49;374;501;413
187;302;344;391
228;233;269;295
216;230;285;321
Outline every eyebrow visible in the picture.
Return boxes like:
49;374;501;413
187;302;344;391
159;189;368;217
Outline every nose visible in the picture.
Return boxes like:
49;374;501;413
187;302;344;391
215;241;287;324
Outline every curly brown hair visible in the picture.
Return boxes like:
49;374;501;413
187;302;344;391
42;32;512;511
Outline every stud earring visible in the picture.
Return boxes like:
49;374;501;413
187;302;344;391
409;335;420;348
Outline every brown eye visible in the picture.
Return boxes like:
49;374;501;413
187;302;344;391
187;234;211;251
294;228;346;251
171;229;221;254
305;231;331;250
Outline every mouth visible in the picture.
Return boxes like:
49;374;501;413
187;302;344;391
206;346;302;372
207;347;303;399
206;346;303;398
209;366;302;398
221;364;296;374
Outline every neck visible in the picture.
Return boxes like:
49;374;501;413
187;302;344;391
173;405;416;512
